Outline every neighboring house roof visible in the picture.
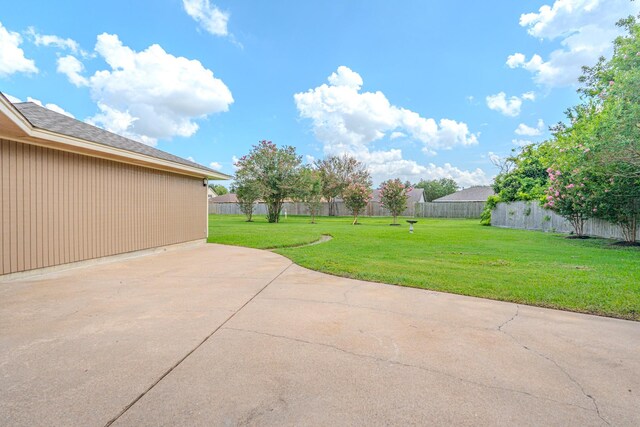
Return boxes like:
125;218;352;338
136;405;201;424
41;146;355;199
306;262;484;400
210;193;238;203
207;187;217;198
432;186;495;202
371;187;425;203
0;93;231;179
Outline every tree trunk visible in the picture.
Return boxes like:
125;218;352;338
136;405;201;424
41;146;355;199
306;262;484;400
621;217;637;243
328;198;339;216
570;214;585;237
267;200;282;223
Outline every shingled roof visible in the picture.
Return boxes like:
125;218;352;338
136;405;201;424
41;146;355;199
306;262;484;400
209;193;239;203
433;186;495;202
13;101;222;174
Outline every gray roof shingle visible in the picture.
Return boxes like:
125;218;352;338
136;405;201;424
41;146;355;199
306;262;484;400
209;193;239;203
13;102;220;174
432;186;495;202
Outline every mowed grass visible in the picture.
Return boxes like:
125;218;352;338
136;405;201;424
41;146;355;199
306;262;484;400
208;215;640;320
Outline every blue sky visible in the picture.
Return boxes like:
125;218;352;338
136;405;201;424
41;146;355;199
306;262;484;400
2;0;638;187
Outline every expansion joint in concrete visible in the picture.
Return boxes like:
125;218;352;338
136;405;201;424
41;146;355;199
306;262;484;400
102;261;294;427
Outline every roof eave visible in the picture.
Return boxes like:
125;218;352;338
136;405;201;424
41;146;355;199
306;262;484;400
0;94;231;180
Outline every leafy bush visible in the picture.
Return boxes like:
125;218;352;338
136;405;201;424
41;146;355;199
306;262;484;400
480;195;500;226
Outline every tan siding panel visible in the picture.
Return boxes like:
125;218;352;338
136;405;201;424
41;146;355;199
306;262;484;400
0;138;206;275
1;141;10;274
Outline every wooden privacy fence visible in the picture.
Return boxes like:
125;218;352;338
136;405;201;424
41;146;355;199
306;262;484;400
208;201;414;217
209;201;484;218
414;202;485;218
491;201;638;240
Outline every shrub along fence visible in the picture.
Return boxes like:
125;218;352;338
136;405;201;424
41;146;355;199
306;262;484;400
209;201;484;218
491;201;637;240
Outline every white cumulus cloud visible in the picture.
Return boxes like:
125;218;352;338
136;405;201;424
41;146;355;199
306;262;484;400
0;21;37;77
57;55;88;86
26;27;83;54
209;161;222;169
360;148;490;187
182;0;229;36
515;119;545;136
486;92;526;117
507;0;640;87
295;66;478;154
57;33;233;146
389;131;407;140
26;97;75;118
294;66;488;186
3;93;21;103
85;102;156;145
521;91;536;101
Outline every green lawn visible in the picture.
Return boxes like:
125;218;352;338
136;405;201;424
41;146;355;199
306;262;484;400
208;215;640;320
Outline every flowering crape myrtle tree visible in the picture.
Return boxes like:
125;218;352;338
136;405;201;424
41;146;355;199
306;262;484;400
544;167;597;237
316;155;371;216
234;140;302;223
577;15;640;243
343;182;372;225
379;178;411;225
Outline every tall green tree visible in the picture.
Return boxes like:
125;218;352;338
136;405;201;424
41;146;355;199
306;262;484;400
315;154;371;216
414;178;458;202
570;13;640;242
481;142;554;226
492;143;553;203
295;166;324;224
234;140;303;223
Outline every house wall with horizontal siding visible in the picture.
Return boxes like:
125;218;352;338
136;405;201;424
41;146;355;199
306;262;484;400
1;138;206;275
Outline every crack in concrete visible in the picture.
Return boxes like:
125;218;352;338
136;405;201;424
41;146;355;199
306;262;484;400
341;283;363;304
497;304;519;331
103;262;294;427
224;326;597;415
497;305;610;426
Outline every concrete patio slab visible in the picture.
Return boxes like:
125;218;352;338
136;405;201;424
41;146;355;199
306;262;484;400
1;243;638;426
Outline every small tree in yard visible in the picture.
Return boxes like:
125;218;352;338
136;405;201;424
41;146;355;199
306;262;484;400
379;179;411;225
296;167;323;223
232;181;260;222
234;140;303;223
343;182;372;225
316;155;371;216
